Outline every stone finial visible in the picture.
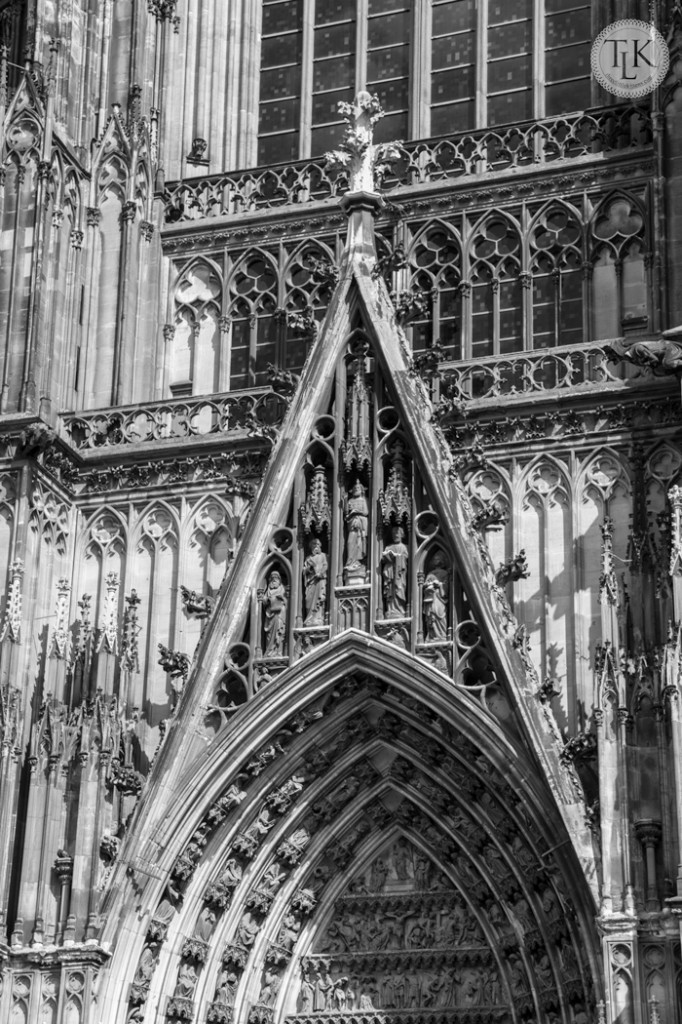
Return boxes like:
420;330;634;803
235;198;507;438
325;92;401;195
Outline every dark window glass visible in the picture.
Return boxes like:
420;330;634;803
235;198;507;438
259;98;300;133
488;0;532;24
432;33;475;69
260;65;301;100
262;0;303;35
488;89;533;125
313;55;354;92
314;22;355;56
488;54;532;93
257;131;300;165
315;0;355;24
431;100;474;134
261;33;302;69
545;78;591;114
546;42;590;81
432;66;476;103
312;88;354;124
546;8;591;46
488;20;532;59
367;10;410;48
433;0;476;37
368;42;410;81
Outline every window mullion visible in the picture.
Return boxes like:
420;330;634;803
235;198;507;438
412;0;430;140
300;0;315;158
534;0;545;119
476;0;487;129
356;0;368;92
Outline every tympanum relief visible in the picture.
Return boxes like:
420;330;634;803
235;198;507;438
293;838;507;1021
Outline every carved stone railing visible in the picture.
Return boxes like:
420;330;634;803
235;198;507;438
61;388;286;451
438;341;655;406
162;105;652;223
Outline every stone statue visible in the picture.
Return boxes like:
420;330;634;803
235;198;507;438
422;552;449;640
236;911;260;947
215;969;238;1006
303;538;328;626
300;974;315;1013
262;570;287;656
345;480;369;574
381;526;408;618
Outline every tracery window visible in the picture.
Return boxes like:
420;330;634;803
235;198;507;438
408;222;462;360
257;0;594;163
469;215;522;359
530;205;583;350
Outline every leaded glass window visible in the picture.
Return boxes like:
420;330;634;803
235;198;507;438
257;0;595;164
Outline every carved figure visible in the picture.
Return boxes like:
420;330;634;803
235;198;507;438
333;977;349;1012
423;552;449;640
260;969;281;1007
303;539;328;626
314;970;334;1011
381;526;408;618
175;962;198;998
370;856;388;892
260;863;286;894
345;480;369;571
393;837;414;880
300;975;315;1013
277;912;300;950
215;970;238;1006
262;570;287;656
237;911;260;947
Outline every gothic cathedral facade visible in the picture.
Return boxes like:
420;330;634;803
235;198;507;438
2;2;682;1023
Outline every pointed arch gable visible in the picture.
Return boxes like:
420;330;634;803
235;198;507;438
99;634;601;1024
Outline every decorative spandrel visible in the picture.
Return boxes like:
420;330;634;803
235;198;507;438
292;838;507;1021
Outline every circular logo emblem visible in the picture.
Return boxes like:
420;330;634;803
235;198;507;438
591;20;669;98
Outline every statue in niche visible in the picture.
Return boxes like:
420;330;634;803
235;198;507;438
262;570;287;656
277;912;300;950
236;910;260;947
345;480;369;575
303;538;328;626
392;837;414;880
422;552;449;640
175;962;198;998
381;525;408;618
215;969;238;1006
260;968;281;1007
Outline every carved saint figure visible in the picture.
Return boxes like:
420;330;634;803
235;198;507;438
314;969;334;1011
422;551;449;640
381;526;408;618
345;480;369;570
236;911;260;947
300;974;315;1013
263;570;287;656
303;538;328;626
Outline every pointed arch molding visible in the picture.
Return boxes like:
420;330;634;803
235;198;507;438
98;220;600;1019
100;638;601;1024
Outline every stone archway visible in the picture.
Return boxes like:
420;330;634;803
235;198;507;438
102;640;601;1024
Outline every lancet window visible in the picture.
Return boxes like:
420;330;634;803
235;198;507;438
257;0;594;163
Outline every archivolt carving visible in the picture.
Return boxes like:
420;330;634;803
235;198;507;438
125;672;596;1024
